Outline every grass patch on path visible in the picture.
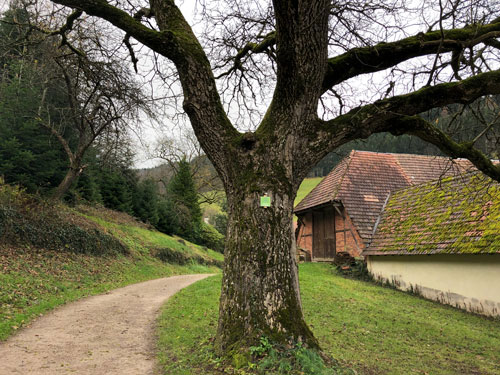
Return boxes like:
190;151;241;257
157;263;500;375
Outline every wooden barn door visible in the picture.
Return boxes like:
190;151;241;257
312;208;336;260
312;210;324;259
324;207;336;259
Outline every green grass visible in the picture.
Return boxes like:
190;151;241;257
0;202;222;341
156;263;500;375
295;177;323;207
80;209;224;264
157;275;221;374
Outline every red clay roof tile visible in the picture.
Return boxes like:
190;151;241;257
294;150;475;243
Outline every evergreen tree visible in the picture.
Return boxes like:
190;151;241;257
165;158;202;241
133;178;159;226
156;198;179;235
98;167;136;215
0;7;72;193
0;61;68;193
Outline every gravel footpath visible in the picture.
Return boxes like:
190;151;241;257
0;274;213;375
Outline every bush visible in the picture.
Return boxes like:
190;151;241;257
212;212;228;236
198;222;225;253
154;246;191;265
153;246;223;268
334;258;371;281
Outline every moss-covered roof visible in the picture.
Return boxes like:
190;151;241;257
294;150;474;241
364;172;500;255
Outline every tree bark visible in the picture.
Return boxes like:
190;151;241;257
51;165;82;200
216;159;318;354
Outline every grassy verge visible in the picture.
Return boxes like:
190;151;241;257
78;206;224;266
156;263;500;375
157;274;221;374
0;248;217;341
0;184;222;341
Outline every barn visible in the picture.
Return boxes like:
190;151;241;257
294;150;472;261
364;172;500;316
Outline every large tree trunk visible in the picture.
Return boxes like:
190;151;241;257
215;151;318;353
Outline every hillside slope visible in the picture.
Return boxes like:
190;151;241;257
0;182;222;340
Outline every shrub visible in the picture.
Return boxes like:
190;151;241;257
212;212;228;236
153;246;223;268
198;222;225;253
248;337;355;375
154;246;191;265
334;257;371;281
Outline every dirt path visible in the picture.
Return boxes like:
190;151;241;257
0;274;213;375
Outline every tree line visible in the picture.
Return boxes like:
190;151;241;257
0;6;223;252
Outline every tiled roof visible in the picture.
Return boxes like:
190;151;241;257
294;155;351;211
364;172;500;255
392;153;474;185
294;150;474;241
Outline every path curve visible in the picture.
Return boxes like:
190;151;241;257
0;274;213;375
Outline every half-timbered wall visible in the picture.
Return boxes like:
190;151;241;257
296;205;365;260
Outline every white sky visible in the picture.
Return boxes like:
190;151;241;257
2;0;497;168
132;0;199;169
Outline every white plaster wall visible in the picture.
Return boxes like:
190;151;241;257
366;254;500;316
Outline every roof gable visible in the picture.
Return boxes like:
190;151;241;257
294;153;351;212
365;172;500;255
294;151;475;242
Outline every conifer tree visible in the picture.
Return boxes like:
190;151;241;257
166;158;202;241
133;178;160;226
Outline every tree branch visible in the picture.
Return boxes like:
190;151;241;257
123;7;154;73
324;68;500;132
53;0;239;181
258;0;330;136
389;115;500;182
51;0;165;53
37;116;76;167
21;8;85;56
215;32;276;79
322;20;500;92
307;69;500;182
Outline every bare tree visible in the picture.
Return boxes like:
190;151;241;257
41;52;150;200
7;6;152;200
151;129;222;203
42;0;500;355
